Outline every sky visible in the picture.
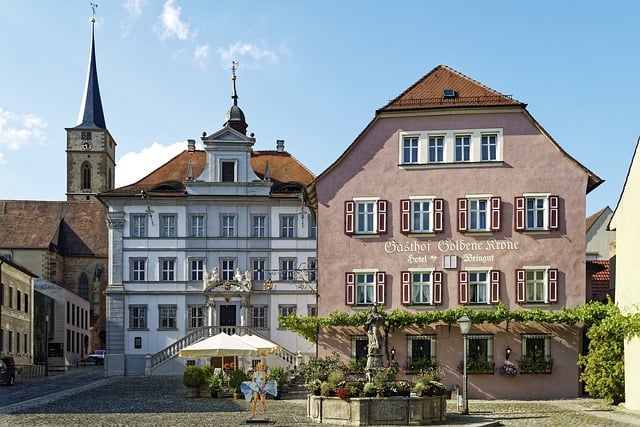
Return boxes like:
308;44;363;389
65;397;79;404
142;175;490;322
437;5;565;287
1;0;639;216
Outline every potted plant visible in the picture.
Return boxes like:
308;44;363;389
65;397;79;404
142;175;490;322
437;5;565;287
228;369;248;399
183;365;205;397
267;366;289;399
363;381;377;397
206;372;223;398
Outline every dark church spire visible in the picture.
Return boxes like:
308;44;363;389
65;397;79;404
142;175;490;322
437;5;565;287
224;61;248;135
75;15;106;129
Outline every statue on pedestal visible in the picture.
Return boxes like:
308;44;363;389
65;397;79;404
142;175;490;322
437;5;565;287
363;304;384;380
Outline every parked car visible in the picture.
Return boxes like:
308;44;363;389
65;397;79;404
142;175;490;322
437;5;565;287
88;349;106;365
0;356;16;385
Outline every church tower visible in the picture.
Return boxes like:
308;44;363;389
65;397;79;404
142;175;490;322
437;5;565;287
66;16;116;201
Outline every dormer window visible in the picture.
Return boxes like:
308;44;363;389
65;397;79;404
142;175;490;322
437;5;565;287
221;161;236;182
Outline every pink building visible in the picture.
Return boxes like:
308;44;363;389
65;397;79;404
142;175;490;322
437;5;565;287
308;65;602;399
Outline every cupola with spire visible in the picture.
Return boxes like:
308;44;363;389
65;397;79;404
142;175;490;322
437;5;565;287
224;61;248;135
75;16;106;129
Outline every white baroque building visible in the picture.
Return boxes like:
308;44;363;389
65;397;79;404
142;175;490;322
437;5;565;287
99;73;317;376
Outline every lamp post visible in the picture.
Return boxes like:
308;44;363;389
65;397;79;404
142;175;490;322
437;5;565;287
457;314;472;415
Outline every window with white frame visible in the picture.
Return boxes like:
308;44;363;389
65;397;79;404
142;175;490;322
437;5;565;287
308;215;317;238
252;215;266;237
428;136;444;163
402;136;419;164
399;129;503;165
346;271;386;306
458;196;501;232
280;215;296;238
459;270;500;304
190;214;205;237
131;214;148;237
129;305;148;330
466;335;494;373
187;304;205;329
278;304;297;328
221;215;236;237
131;258;147;281
307;304;318;317
520;334;552;373
401;197;444;234
455;135;471;162
221;161;236;182
158;304;177;329
307;258;317;282
221;259;235;281
408;335;436;368
280;258;296;281
352;335;368;361
252;258;266;281
401;271;443;305
251;305;268;329
344;198;388;235
159;214;177;237
516;267;558;304
190;258;204;281
481;134;498;161
160;258;176;281
515;194;559;232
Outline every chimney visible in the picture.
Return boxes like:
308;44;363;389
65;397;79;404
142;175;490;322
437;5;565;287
187;139;196;152
276;139;285;153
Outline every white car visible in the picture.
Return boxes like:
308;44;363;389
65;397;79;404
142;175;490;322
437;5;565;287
88;350;106;365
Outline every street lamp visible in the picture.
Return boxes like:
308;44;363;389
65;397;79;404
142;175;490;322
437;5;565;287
457;314;472;415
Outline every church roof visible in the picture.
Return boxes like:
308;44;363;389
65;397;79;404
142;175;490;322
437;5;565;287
0;200;107;257
100;149;315;198
74;19;106;129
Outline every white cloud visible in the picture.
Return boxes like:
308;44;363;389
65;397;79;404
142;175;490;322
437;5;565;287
194;43;209;68
0;108;47;153
115;141;189;187
123;0;143;18
157;0;191;41
218;42;279;68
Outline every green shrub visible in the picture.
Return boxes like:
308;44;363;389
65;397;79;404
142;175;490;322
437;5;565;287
183;365;206;389
267;366;288;389
228;369;248;393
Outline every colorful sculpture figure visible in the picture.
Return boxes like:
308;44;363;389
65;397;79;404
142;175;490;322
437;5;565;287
240;362;278;419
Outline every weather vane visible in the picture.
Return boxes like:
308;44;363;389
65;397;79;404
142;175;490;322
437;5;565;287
90;3;98;21
231;61;239;80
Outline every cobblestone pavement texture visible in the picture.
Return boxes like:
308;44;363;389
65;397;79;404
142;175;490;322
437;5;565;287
1;369;640;426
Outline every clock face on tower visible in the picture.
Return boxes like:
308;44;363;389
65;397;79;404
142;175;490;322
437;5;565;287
81;141;93;151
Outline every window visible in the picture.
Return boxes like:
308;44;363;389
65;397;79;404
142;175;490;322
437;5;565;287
458;196;501;232
402;136;419;164
516;268;558;303
187;305;205;329
280;258;296;281
344;199;388;235
190;258;204;281
514;194;559;231
401;198;444;234
252;215;266;238
81;162;91;190
465;335;494;374
222;215;236;237
252;258;266;281
346;271;386;306
131;214;148;237
308;215;317;238
16;332;20;354
81;131;92;140
459;270;500;304
16;290;20;311
278;305;296;328
131;258;146;281
520;334;552;374
308;305;318;317
190;215;205;237
79;274;89;302
160;214;177;237
481;134;498;161
307;258;317;282
8;287;12;308
24;294;28;314
428;136;444;163
221;259;235;281
401;271;442;305
352;335;368;360
221;161;236;182
251;305;268;329
158;304;177;329
280;215;295;238
455;135;471;162
129;305;148;330
408;336;436;370
160;258;176;281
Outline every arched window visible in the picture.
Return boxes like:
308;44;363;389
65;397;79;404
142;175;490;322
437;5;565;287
78;273;90;302
81;162;91;190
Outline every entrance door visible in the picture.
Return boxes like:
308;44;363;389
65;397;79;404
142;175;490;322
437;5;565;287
219;305;237;334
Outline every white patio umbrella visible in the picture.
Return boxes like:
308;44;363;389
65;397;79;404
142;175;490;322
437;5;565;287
234;334;281;356
178;332;258;357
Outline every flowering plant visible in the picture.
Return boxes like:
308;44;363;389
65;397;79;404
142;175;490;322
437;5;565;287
223;362;235;370
336;386;350;400
499;363;518;376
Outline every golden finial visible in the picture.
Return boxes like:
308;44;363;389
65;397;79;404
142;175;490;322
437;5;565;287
90;3;98;23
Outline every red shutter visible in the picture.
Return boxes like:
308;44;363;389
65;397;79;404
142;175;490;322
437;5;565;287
434;198;444;232
547;268;558;303
401;271;411;305
458;271;468;304
490;270;500;303
401;199;411;234
377;200;388;234
433;271;442;305
549;195;559;230
457;198;468;232
345;272;355;305
516;269;526;303
514;196;525;231
490;197;501;231
344;201;355;235
376;272;386;305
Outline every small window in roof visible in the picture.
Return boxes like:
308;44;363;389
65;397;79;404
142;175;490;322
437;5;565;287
443;89;458;99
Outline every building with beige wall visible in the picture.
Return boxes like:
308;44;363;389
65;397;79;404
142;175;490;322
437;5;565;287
308;65;602;399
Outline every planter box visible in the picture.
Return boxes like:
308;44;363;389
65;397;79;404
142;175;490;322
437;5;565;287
307;395;446;425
